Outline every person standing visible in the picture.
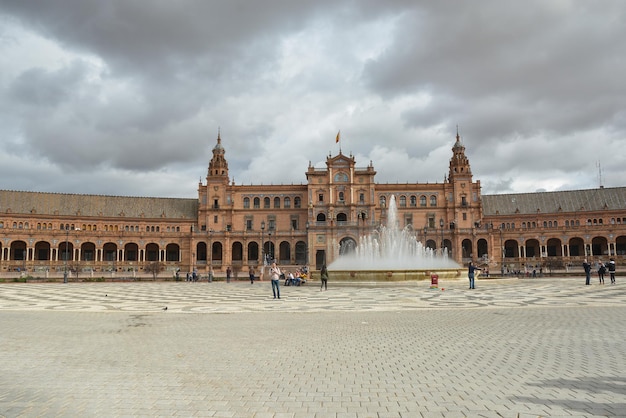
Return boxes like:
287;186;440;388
598;261;606;285
226;266;232;283
270;262;281;299
583;259;592;285
248;266;255;284
320;264;329;291
468;261;481;289
608;258;616;284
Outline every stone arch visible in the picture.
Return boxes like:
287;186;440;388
82;242;97;261
232;241;244;262
477;238;488;259
568;237;584;257
339;237;357;255
546;238;562;257
525;238;540;258
165;243;180;261
247;241;259;263
504;239;519;258
461;239;473;260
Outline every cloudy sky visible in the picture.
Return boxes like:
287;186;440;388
1;1;625;198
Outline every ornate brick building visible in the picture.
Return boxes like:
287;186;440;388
1;132;625;278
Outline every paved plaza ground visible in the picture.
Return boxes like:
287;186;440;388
0;277;625;417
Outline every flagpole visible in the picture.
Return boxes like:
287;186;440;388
336;130;341;153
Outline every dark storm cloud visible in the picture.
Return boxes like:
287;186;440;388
8;60;87;107
364;2;626;139
0;0;624;197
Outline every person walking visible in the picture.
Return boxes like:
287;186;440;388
248;266;255;284
270;262;281;299
468;261;481;289
598;261;606;285
583;259;592;285
608;258;616;284
320;264;329;291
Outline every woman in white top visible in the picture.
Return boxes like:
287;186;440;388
270;262;281;299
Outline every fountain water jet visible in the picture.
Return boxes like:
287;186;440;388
327;196;462;281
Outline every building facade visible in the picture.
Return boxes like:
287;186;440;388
1;132;625;278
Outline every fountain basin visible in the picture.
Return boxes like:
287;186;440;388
316;268;463;282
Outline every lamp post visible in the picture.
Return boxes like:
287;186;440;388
208;228;213;282
261;221;265;265
268;231;272;263
439;218;444;256
499;227;504;275
305;221;310;270
424;227;428;248
63;226;69;283
208;229;213;266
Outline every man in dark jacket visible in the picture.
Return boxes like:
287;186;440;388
608;258;616;284
583;259;592;285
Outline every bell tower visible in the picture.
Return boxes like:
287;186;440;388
449;129;472;182
198;130;231;235
207;129;229;180
447;128;481;231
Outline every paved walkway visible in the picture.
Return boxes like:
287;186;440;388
1;277;625;417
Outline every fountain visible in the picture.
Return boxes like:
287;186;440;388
327;196;462;281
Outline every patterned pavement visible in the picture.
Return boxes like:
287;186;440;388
1;277;625;313
1;277;625;417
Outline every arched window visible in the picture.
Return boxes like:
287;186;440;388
379;195;386;207
264;197;271;209
338;191;345;202
274;197;280;208
284;197;291;208
253;197;260;208
420;195;427;207
399;196;406;207
243;197;250;208
410;196;417;207
294;197;301;208
430;195;437;206
316;213;326;222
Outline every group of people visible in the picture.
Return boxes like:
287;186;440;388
269;263;329;299
283;268;307;286
583;258;616;285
